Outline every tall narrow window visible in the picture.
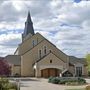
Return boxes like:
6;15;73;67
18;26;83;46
32;40;34;47
37;38;38;44
44;46;46;55
50;60;52;63
76;67;82;77
39;50;41;59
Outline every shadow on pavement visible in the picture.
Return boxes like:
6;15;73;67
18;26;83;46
20;78;40;81
20;84;30;87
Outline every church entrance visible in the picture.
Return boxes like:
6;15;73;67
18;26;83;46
41;68;60;78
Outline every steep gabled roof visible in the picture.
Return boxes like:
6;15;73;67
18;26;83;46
36;51;65;63
20;32;68;62
69;56;87;66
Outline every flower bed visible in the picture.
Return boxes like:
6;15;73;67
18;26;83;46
48;77;86;85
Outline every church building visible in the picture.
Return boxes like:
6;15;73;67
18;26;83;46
5;12;87;78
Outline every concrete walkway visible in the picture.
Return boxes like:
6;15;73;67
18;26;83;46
20;78;87;90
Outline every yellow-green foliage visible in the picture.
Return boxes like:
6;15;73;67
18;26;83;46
0;77;17;90
86;85;90;90
86;54;90;71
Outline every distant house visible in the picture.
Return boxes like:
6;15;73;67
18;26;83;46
5;12;87;78
5;55;21;76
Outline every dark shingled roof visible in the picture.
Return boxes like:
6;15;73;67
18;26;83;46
69;56;87;66
23;11;35;38
5;55;21;66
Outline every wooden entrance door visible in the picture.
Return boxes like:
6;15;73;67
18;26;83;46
41;68;59;78
41;69;48;78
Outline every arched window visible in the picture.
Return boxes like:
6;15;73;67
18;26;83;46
50;60;52;63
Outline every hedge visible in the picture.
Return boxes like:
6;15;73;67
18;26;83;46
48;77;86;85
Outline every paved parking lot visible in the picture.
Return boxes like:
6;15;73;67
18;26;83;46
19;78;87;90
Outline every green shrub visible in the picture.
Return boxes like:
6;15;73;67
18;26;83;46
59;80;66;84
48;77;60;84
8;83;18;89
48;77;86;85
48;76;54;83
65;81;78;85
88;71;90;76
0;77;18;90
0;77;9;89
78;77;86;84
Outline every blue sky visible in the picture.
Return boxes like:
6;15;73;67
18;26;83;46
0;0;90;58
74;0;81;3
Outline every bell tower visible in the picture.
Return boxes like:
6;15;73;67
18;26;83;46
22;11;35;41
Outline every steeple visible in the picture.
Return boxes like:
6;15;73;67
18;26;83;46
23;11;35;38
26;11;32;23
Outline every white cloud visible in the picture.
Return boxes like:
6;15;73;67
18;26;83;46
0;0;90;57
0;33;21;56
